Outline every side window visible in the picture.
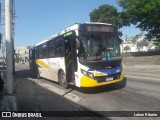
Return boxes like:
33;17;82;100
35;47;39;59
29;49;32;59
42;43;48;58
39;45;42;58
39;43;48;58
55;38;64;57
56;45;63;57
48;40;55;57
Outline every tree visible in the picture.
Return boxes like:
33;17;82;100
118;0;160;40
153;40;160;50
130;32;144;44
137;39;149;51
90;4;122;28
123;45;130;52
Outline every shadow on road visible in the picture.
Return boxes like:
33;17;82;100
15;69;127;95
15;69;113;119
71;78;127;94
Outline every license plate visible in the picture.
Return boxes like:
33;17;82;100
106;77;113;81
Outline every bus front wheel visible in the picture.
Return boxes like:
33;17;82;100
58;71;69;89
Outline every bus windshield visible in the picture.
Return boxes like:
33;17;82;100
78;34;121;62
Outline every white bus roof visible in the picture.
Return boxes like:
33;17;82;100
36;22;113;46
84;22;113;26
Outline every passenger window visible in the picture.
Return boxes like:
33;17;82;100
49;40;55;57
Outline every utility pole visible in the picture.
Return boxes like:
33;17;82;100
0;3;1;29
1;0;17;111
5;0;13;94
11;0;15;74
2;35;6;67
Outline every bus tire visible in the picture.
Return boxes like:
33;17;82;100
117;77;126;88
58;71;69;89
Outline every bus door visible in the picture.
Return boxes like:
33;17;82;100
64;31;77;82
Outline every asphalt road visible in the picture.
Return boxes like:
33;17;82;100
15;64;160;120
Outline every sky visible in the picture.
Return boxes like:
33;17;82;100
0;0;142;48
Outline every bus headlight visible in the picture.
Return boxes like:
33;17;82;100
88;72;94;79
116;69;120;73
81;69;94;79
81;69;87;75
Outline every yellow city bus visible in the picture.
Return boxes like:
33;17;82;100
29;22;124;88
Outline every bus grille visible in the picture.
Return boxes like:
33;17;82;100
95;72;121;83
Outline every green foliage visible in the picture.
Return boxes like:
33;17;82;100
131;32;144;44
137;39;148;47
153;39;160;46
123;45;130;52
14;53;19;63
137;39;149;51
118;0;160;40
89;4;122;28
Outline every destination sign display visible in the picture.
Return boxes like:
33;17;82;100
80;24;115;33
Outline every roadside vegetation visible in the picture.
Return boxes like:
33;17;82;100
89;0;160;46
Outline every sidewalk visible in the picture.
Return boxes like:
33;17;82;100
0;67;102;119
16;72;81;111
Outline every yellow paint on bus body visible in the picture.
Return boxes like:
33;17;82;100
80;71;124;87
36;59;50;69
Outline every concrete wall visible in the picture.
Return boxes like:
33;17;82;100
122;51;160;65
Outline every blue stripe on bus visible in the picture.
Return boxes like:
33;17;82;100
88;65;122;76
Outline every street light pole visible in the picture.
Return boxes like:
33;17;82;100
5;0;13;94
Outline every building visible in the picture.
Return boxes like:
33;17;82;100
15;46;31;63
120;35;157;53
120;41;138;53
